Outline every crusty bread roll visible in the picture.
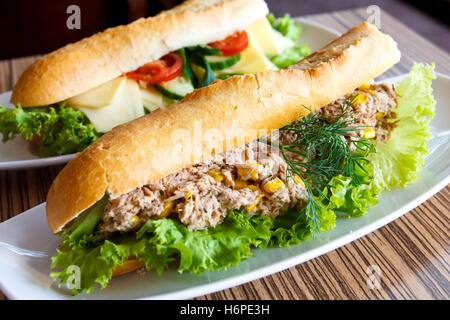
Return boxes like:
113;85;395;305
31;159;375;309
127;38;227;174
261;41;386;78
46;21;400;235
10;0;269;107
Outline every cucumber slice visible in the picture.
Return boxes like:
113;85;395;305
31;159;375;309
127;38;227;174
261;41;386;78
154;75;195;100
206;54;241;70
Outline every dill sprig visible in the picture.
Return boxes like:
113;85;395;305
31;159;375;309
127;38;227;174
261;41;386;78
265;98;375;235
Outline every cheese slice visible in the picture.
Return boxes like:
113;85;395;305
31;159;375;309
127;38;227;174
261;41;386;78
67;77;126;109
270;28;295;53
245;17;295;56
76;79;145;133
140;85;166;112
220;32;278;74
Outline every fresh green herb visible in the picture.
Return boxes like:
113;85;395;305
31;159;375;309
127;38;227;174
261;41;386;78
264;98;375;234
0;104;101;157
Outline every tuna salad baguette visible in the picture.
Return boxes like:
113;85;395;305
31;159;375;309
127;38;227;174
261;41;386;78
46;22;436;294
0;0;311;157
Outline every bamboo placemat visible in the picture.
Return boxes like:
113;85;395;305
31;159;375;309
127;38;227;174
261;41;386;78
0;8;448;300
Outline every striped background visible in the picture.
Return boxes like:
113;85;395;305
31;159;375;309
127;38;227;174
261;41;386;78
0;8;448;300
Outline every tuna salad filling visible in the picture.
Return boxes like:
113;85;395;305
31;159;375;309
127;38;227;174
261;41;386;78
99;83;398;233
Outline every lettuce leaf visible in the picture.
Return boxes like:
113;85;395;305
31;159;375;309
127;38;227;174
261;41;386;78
61;195;108;249
267;13;302;42
324;64;436;216
369;63;436;191
270;45;310;69
267;13;311;69
50;237;147;294
325;175;378;217
0;105;101;157
51;207;332;294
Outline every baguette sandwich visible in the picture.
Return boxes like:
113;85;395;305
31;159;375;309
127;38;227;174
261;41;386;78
0;0;310;157
47;22;436;294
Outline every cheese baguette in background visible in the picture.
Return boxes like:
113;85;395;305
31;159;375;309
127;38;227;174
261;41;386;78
1;0;311;157
11;0;269;106
46;21;403;288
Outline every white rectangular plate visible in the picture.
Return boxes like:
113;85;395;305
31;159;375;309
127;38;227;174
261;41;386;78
0;71;448;300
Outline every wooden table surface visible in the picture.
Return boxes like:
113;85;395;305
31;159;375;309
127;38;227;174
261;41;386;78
0;8;449;300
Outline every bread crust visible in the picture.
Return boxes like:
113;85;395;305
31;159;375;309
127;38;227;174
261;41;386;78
46;22;400;233
112;259;145;277
10;0;269;107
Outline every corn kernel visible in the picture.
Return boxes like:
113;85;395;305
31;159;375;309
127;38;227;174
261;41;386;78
247;185;260;192
263;178;285;194
184;191;193;199
352;93;367;105
129;215;141;228
237;166;259;180
376;112;384;119
363;127;376;139
245;203;257;212
234;179;249;190
160;201;174;218
208;169;224;182
358;84;371;90
358;84;378;95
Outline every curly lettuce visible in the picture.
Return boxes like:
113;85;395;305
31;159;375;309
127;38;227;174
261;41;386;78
267;13;310;68
0;105;101;157
370;63;436;191
51;209;325;294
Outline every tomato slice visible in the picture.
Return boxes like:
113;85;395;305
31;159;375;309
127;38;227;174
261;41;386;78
126;53;183;84
208;31;249;56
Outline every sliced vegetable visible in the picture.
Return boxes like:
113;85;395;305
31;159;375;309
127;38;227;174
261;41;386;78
208;31;249;56
186;45;221;56
177;48;196;85
189;54;217;88
154;75;195;101
205;54;241;70
126;53;183;84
